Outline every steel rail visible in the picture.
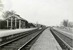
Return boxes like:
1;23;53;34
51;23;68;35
50;28;73;50
18;29;44;50
0;28;45;50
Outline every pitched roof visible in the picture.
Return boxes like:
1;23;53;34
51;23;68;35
5;14;21;19
5;14;27;22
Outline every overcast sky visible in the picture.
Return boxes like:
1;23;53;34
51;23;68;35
1;0;73;26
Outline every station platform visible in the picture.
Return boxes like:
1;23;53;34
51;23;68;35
30;28;62;50
53;28;73;39
0;28;36;37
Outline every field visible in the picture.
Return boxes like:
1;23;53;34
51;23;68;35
57;27;73;34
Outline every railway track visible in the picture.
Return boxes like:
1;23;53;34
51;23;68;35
0;29;38;46
0;28;45;50
50;28;73;50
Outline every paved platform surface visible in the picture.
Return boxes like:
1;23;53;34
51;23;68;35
0;28;36;37
30;28;62;50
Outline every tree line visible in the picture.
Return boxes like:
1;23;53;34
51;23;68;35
61;20;73;28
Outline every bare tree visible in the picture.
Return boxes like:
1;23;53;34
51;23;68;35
2;11;15;19
62;20;69;27
68;22;73;27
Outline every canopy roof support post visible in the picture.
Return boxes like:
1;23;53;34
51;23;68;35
7;20;9;29
19;20;21;29
11;17;13;29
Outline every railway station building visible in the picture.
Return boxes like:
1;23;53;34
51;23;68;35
5;14;28;29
